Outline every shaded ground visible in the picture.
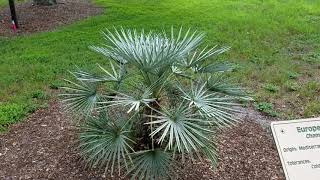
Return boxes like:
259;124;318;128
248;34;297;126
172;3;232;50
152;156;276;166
0;100;285;179
0;0;102;36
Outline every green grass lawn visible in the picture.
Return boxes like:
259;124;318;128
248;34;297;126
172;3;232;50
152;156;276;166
0;0;319;131
0;0;27;7
0;0;6;6
0;0;24;6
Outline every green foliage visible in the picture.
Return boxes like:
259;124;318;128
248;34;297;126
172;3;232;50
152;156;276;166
26;103;38;113
60;79;99;115
0;0;6;6
80;113;135;175
254;102;278;117
0;0;26;7
147;104;214;152
31;90;47;100
285;81;299;92
262;83;279;93
286;71;300;80
128;150;172;179
207;74;248;98
61;28;246;178
299;81;320;98
0;103;25;129
304;102;320;117
49;80;64;89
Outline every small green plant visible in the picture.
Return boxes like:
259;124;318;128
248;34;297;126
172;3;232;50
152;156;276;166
26;104;38;113
49;80;63;90
60;28;248;179
304;102;320;117
254;102;278;117
286;71;300;80
31;90;47;100
263;83;279;93
0;103;25;130
300;81;320;98
285;81;299;91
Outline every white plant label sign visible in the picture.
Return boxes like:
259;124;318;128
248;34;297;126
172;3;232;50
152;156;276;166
271;118;320;180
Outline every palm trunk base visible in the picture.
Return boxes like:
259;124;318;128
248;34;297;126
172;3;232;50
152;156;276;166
135;101;160;150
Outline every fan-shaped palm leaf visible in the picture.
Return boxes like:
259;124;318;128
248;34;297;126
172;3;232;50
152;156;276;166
73;63;126;83
146;104;213;153
128;150;172;180
97;89;156;113
59;78;98;115
80;113;135;175
97;74;173;113
178;81;240;127
207;75;251;99
90;27;204;73
181;46;230;69
200;142;218;168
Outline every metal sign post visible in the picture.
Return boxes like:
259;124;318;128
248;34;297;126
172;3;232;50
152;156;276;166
8;0;18;28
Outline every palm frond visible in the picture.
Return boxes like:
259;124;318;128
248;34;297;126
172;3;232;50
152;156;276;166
128;150;172;180
61;27;246;179
146;104;213;153
80;113;135;176
200;142;218;168
170;65;192;79
98;88;156;113
181;46;230;69
207;75;252;100
169;27;204;56
90;27;204;73
178;81;240;127
196;62;234;73
73;63;126;83
59;78;98;115
89;46;128;64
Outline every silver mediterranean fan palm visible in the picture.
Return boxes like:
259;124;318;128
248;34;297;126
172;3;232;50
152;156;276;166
60;27;248;179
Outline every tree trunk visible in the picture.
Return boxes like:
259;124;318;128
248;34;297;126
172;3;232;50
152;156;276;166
135;101;161;150
33;0;57;5
8;0;18;28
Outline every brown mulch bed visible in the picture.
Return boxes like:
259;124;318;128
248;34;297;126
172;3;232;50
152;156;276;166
0;100;286;179
178;120;285;180
0;0;102;36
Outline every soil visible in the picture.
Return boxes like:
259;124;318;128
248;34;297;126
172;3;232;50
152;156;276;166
0;0;102;36
0;100;286;180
